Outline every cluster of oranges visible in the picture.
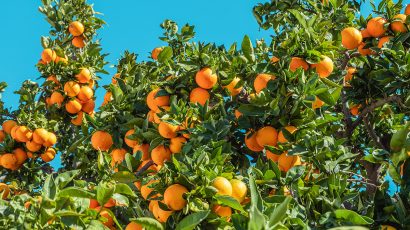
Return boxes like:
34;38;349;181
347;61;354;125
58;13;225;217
88;198;117;227
38;48;68;65
69;21;86;48
0;120;57;170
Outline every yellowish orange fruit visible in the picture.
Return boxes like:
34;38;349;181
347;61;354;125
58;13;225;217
195;67;218;89
391;14;408;33
64;81;81;97
76;68;91;83
312;96;324;109
230;179;247;203
77;86;94;102
164;184;188;211
69;21;85;36
289;57;309;72
91;131;113;151
341;27;363;50
169;136;187;154
2;120;17;134
65;98;82;114
158;122;178;139
0;183;10;199
378;36;392;48
124;129;138;148
40;148;56;162
254;74;276;93
245;131;264;152
190;87;210;106
256;126;278;148
41;49;56;63
278;126;297;143
212;205;232;219
72;36;85;48
311;56;333;78
213;177;232;196
151;47;163;60
278;152;302;172
146;89;170;111
367;17;387;37
224;77;243;96
151;145;171;166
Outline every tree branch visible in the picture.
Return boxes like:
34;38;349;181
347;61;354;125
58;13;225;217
135;160;154;176
363;115;387;150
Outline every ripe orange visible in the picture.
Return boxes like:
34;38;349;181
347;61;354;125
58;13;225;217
152;201;174;223
72;36;85;48
69;21;85;36
0;183;10;199
358;42;374;56
158;122;178;139
254;74;276;93
147;110;155;122
341;27;363;50
256;126;278;148
164;184;188;211
94;207;114;227
278;152;302;172
278;126;297;143
55;55;68;64
212;205;232;219
224;77;243;96
41;48;56;63
195;67;218;89
2;120;17;134
213;177;232;196
146;89;170;111
49;92;64;107
367;17;387;37
81;99;95;114
289;57;309;72
33;128;49;145
111;148;127;166
378;36;392;48
391;14;408;33
151;47;163;60
89;199;99;209
151;145;171;166
71;111;84;126
26;140;42;152
234;109;242;119
360;29;371;38
350;104;361;116
153;106;171;124
1;153;17;170
64;81;81;97
271;56;280;63
76;68;91;83
245;131;264;152
124;129;138;148
140;180;158;200
43;132;57;147
125;222;143;230
344;67;357;85
189;87;210;106
0;130;5;142
169;136;187;154
77;86;94;102
91;131;113;151
230;179;247;203
312;96;324;109
13;148;27;165
41;148;56;162
311;56;333;78
46;75;59;85
133;143;150;161
66;98;82;114
406;4;410;15
10;126;19;141
266;150;280;162
15;126;33;142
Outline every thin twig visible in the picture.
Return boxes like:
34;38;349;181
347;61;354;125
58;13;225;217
347;178;378;188
135;160;154;176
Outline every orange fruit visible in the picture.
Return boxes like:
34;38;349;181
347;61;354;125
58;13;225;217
406;4;410;15
89;199;99;209
72;36;85;48
49;92;64;107
1;153;17;170
94;207;114;227
360;29;371;38
66;98;82;114
344;67;357;85
10;126;19;141
76;68;91;84
230;179;247;203
43;132;57;147
158;122;178;139
367;17;387;37
77;86;94;102
278;126;297;143
152;201;174;223
169;136;187;154
133;144;150;161
271;56;280;63
137;160;159;173
195;67;218;89
341;27;363;50
91;131;113;151
0;130;5;142
245;131;264;152
26;140;42;152
46;75;59;85
55;55;68;64
146;89;170;111
358;42;374;56
289;57;309;72
224;77;243;96
312;96;324;109
212;177;232;196
13;148;27;165
81;99;95;114
2;120;17;134
71;111;84;126
111;148;127;166
15;126;33;142
378;36;392;48
190;87;210;106
124;129;138;147
266;150;280;162
41;49;56;63
69;21;85;36
234;109;242;119
350;104;361;116
164;184;188;210
140;180;158;200
0;183;10;199
41;148;56;162
278;152;302;172
64;81;81;97
125;222;143;230
255;126;278;148
391;14;408;33
254;74;276;93
151;47;163;60
311;56;333;78
33;128;49;145
147;110;155;122
212;205;231;219
153;106;171;124
151;145;171;166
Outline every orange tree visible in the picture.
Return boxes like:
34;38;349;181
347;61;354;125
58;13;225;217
0;0;409;229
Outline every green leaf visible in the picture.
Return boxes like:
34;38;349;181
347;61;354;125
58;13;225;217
390;122;410;152
134;217;164;230
241;35;255;62
96;182;114;207
328;227;369;230
158;46;173;63
58;187;94;199
215;195;246;213
268;197;292;226
288;10;307;29
43;175;57;200
114;183;136;197
112;171;137;183
317;90;336;106
55;170;80;189
333;210;374;225
175;210;210;230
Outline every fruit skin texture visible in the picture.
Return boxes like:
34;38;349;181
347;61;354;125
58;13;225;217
146;89;170;111
33;128;49;145
41;148;56;162
361;29;371;38
224;77;243;96
152;201;174;223
0;130;5;143
64;81;81;97
158;122;178;139
65;98;82;114
41;49;56;63
124;129;138;148
2;120;17;134
212;205;232;219
213;177;233;196
391;14;408;33
367;17;387;37
289;57;309;72
195;67;218;89
311;56;333;78
169;136;187;154
344;67;357;85
230;179;247;203
13;148;27;165
312;96;324;109
76;68;91;83
341;27;363;50
151;145;171;166
266;150;280;162
164;184;189;211
406;4;410;15
77;86;94;102
151;47;163;60
133;144;150;161
256;126;278;148
49;92;64;107
72;36;85;48
254;74;276;93
378;36;392;48
0;183;10;199
81;99;95;114
125;222;143;230
190;87;210;106
111;148;127;166
43;132;57;147
358;42;374;56
278;126;297;143
245;131;264;152
1;153;17;170
140;180;158;200
91;131;113;151
278;152;302;172
69;21;85;36
94;207;114;227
